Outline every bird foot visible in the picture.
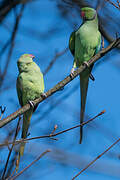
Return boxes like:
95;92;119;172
41;92;47;98
83;61;89;68
83;62;95;81
59;87;64;91
27;132;30;137
70;68;75;78
0;106;6;114
89;73;95;81
28;100;35;109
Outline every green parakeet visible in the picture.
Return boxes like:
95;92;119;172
69;7;101;143
16;54;45;170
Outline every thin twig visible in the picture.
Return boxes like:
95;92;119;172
0;5;25;88
43;48;68;75
0;110;105;147
50;125;58;136
117;0;120;7
0;0;31;23
1;117;21;179
72;136;120;180
9;149;51;180
49;125;58;141
105;0;120;9
0;38;119;128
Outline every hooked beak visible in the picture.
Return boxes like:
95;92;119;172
29;54;35;59
81;11;85;18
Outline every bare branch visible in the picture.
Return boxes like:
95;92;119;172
105;0;120;9
72;136;120;179
0;5;25;88
43;48;68;75
0;110;105;147
1;117;21;179
0;0;31;23
9;149;51;180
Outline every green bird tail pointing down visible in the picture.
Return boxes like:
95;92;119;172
16;110;32;172
79;66;93;144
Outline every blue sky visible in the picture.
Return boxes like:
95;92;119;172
0;0;120;179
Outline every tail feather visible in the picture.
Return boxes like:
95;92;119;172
79;66;93;144
16;110;32;172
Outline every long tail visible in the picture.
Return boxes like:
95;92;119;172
16;110;32;172
79;66;93;144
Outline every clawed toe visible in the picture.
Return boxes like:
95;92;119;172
89;73;95;81
27;132;30;137
41;92;47;98
83;61;89;67
60;87;64;91
59;87;64;91
70;68;75;78
28;100;35;108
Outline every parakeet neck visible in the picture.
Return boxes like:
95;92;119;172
84;15;98;29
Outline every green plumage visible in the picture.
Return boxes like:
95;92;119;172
16;54;44;171
69;7;101;143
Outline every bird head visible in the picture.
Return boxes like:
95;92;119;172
17;54;35;72
18;54;35;64
81;7;97;21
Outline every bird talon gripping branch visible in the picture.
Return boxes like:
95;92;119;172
41;92;47;98
28;100;35;109
83;61;89;68
59;87;64;91
89;73;95;81
70;68;75;78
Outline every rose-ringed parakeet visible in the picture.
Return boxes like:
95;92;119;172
69;7;101;144
16;54;45;170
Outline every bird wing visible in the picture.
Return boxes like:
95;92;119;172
69;31;75;56
16;76;23;107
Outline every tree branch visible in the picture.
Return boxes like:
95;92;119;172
9;149;51;180
72;136;120;180
43;47;68;75
0;0;31;23
0;4;25;88
0;38;120;128
1;117;20;179
105;0;120;9
0;110;105;147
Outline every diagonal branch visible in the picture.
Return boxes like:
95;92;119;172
0;38;120;128
105;0;120;9
1;117;21;179
43;47;68;75
9;149;51;180
72;136;120;180
0;5;25;88
0;0;31;23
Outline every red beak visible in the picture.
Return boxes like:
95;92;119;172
29;54;35;58
81;11;85;18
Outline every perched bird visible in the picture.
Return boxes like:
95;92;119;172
16;54;45;170
69;7;101;143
